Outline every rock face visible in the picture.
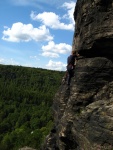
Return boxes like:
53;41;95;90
42;0;113;150
73;0;113;56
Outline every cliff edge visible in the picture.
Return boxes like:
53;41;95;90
42;0;113;149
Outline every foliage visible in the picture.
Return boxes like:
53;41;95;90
0;64;64;150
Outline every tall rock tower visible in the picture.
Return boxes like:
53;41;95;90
73;0;113;56
42;0;113;149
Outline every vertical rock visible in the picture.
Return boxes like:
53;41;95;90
42;0;113;149
73;0;113;56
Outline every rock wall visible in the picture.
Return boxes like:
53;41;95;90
73;0;113;56
42;0;113;150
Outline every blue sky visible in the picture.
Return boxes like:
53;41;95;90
0;0;76;71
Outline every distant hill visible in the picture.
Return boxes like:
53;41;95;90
0;64;64;150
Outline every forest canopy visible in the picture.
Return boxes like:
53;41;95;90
0;64;64;150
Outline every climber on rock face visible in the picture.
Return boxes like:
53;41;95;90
67;50;79;85
62;50;79;85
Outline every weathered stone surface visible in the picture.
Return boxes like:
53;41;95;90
43;57;113;150
73;0;113;56
42;0;113;150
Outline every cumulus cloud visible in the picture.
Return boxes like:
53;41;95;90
62;1;75;24
30;1;75;31
41;52;59;58
46;60;66;71
41;41;71;58
2;22;53;42
2;1;75;43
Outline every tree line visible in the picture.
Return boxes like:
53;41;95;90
0;64;64;150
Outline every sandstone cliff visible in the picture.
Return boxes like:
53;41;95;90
42;0;113;149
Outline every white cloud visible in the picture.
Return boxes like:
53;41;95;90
2;22;53;42
41;41;71;58
30;7;74;31
46;60;66;71
62;1;76;25
31;11;60;28
41;52;59;58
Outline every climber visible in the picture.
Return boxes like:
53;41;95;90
62;50;79;85
67;50;80;85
